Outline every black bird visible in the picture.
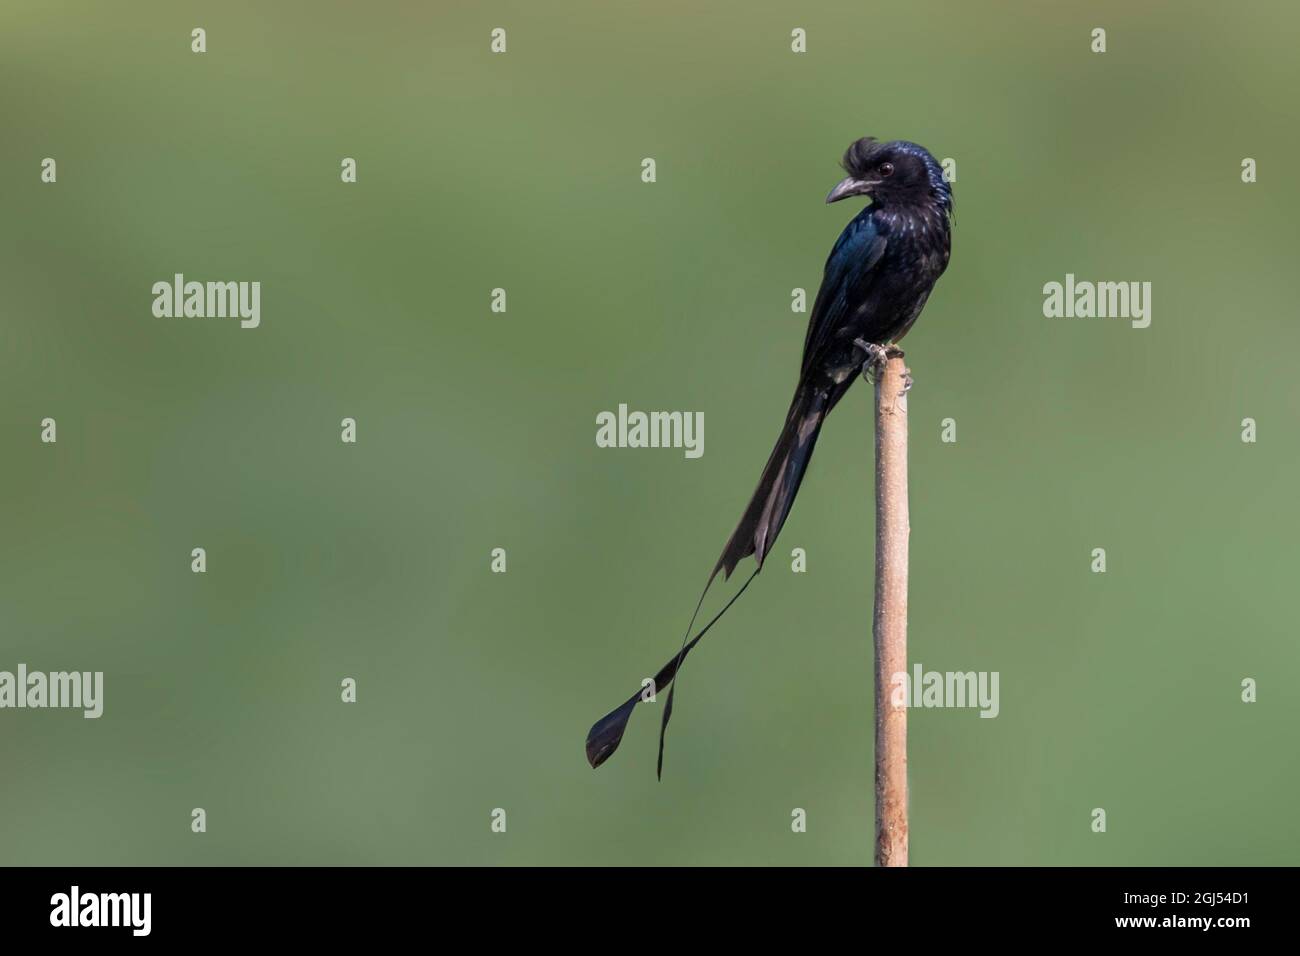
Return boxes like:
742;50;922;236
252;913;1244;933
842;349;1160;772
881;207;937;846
586;137;953;774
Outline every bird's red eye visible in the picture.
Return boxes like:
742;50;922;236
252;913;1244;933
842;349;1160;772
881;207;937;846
879;162;895;177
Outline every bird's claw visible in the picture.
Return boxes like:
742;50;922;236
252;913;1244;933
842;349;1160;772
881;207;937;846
854;338;888;384
854;339;905;386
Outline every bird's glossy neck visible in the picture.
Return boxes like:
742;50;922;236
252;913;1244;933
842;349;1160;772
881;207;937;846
872;193;952;234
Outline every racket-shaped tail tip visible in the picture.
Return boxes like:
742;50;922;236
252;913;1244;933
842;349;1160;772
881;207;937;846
585;696;637;769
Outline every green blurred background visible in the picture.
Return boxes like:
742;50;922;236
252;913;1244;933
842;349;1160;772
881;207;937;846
2;1;1298;866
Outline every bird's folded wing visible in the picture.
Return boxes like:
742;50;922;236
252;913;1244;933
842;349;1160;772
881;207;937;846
801;215;888;375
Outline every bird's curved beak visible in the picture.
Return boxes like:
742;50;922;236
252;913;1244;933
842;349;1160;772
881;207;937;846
826;176;874;204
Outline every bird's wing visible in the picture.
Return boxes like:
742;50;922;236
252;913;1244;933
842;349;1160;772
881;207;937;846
800;211;888;376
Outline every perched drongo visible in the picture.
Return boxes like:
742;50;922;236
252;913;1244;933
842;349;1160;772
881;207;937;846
586;137;954;775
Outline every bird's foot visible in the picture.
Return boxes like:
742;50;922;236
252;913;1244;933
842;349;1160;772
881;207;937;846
854;338;889;384
854;339;905;385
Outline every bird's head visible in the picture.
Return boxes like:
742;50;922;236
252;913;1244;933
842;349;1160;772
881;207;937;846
826;137;951;209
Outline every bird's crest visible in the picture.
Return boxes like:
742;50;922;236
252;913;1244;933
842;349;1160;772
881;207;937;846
840;136;881;178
